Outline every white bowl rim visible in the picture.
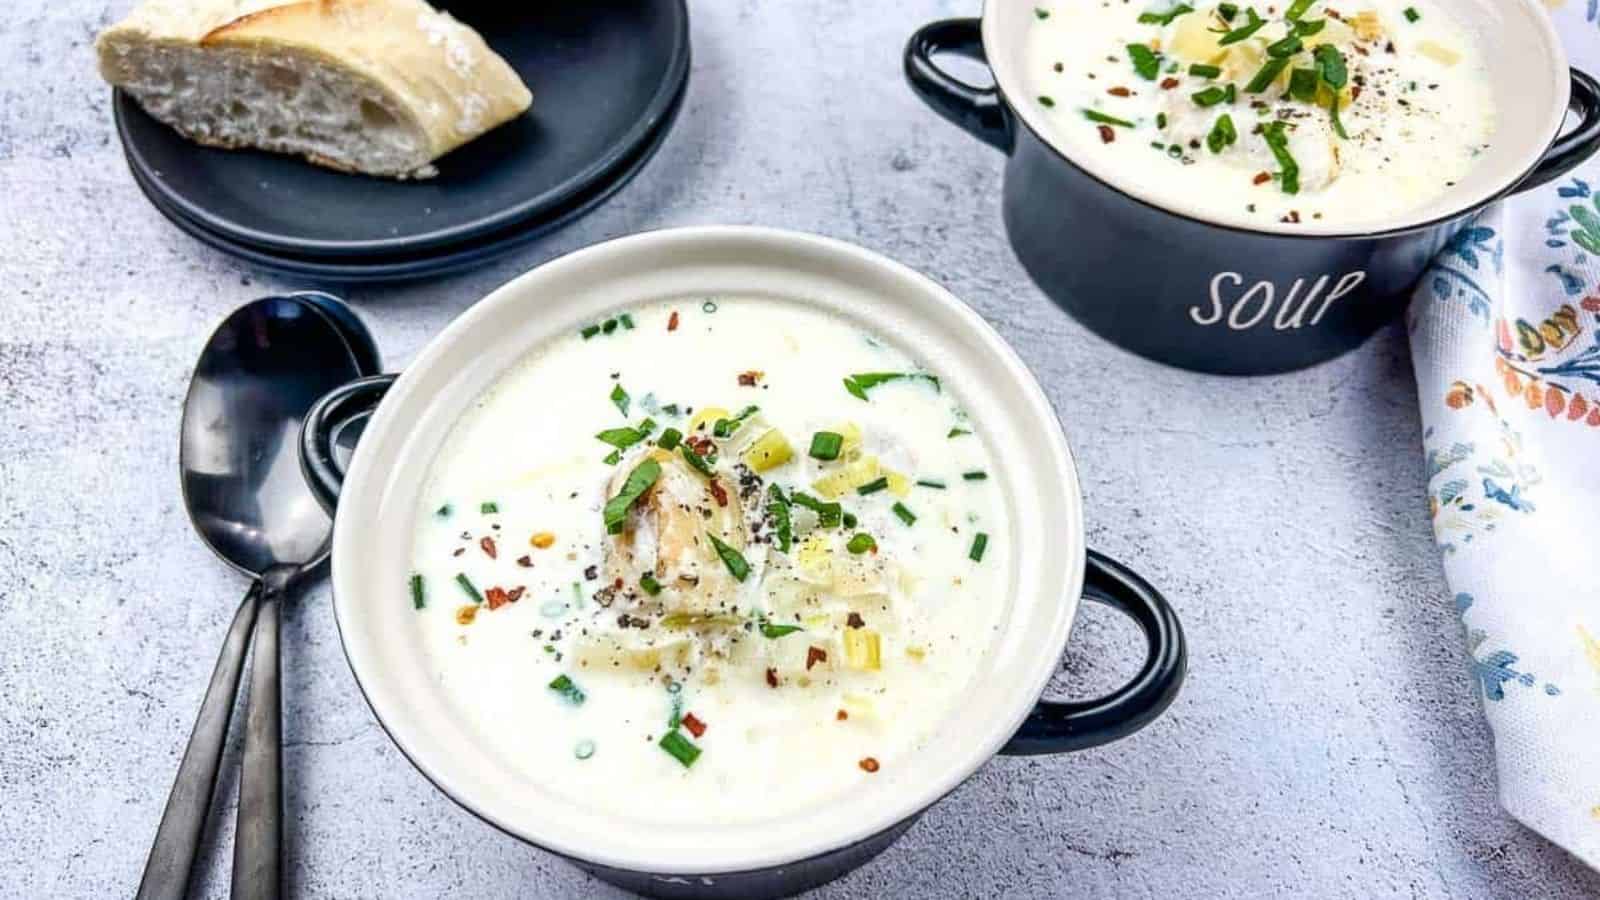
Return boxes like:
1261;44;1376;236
979;0;1573;238
328;225;1089;875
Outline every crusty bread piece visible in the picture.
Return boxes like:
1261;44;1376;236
96;0;533;179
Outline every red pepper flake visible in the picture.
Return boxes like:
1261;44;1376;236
667;310;680;332
1253;172;1272;186
708;478;729;507
1281;210;1302;224
1351;86;1363;101
1160;77;1179;90
1106;86;1132;97
846;612;865;629
806;646;828;670
479;536;497;559
485;586;510;610
681;713;706;738
737;370;763;387
516;555;533;567
836;709;849;721
1098;125;1115;144
765;667;779;688
859;757;880;773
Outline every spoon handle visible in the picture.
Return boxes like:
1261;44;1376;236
232;567;293;900
137;583;264;900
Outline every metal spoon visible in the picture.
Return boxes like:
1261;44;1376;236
138;294;377;900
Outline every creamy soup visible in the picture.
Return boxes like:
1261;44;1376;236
1023;0;1494;225
408;299;1010;824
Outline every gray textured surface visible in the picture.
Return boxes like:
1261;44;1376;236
3;2;1600;898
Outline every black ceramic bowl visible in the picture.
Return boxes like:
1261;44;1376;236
906;3;1600;375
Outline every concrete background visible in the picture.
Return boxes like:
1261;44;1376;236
4;1;1600;897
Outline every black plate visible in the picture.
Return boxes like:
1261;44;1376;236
125;71;685;284
114;0;689;258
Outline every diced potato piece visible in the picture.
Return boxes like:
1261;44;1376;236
766;576;823;617
1417;40;1460;66
1170;10;1230;63
1349;10;1383;41
885;470;911;498
570;634;692;671
811;455;881;499
796;534;836;584
843;629;882;670
742;428;793;472
833;422;864;460
1301;16;1355;50
905;645;927;662
687;406;729;435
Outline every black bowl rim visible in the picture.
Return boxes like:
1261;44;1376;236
112;0;690;259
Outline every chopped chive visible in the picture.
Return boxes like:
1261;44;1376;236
1403;5;1419;22
1137;3;1194;25
580;324;600;339
1216;7;1266;45
409;574;426;610
707;534;751;581
596;425;648;450
1035;6;1049;18
620;313;635;330
842;511;858;529
702;300;718;314
1167;143;1185;159
657;427;682;451
712;405;760;438
1245;57;1290;94
962;471;988;481
436;503;452;517
1038;95;1057;108
610;384;630;417
480;501;498;514
891;502;917;526
1289;67;1319;102
1191;84;1234;107
1217;1;1239;20
603;458;661;534
767;484;793;552
1084;109;1136;128
638;573;663;598
844;373;940;402
1293;17;1325;35
637;418;656;435
856;477;890;495
1260;120;1300;194
1126;44;1162;81
661;403;681;416
455;573;483;604
602;318;619;335
1265;33;1302;58
1284;0;1316;19
969;533;989;562
679;444;715;477
1313;44;1347;90
846;533;877;554
790;491;842;528
667;687;682;728
574;739;596;760
809;431;844;461
948;428;971;438
548;674;586;706
1328;96;1349;140
916;479;947;489
1188;63;1221;79
602;450;621;466
1206;113;1238;153
760;622;804;638
659;730;701;768
572;581;584;606
1156;112;1169;129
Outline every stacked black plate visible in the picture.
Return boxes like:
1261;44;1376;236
115;1;689;283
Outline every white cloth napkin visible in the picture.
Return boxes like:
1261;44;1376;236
1408;3;1600;870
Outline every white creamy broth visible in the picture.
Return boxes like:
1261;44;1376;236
1023;0;1494;226
409;299;1011;824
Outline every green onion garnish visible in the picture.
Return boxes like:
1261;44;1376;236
1038;95;1057;108
1217;1;1239;20
702;300;718;313
603;458;661;534
1289;67;1319;102
1126;44;1162;81
620;313;635;330
1328;96;1349;139
436;503;452;517
948;428;971;438
1260;120;1301;194
1207;113;1237;154
610;383;630;417
1284;0;1315;19
480;501;499;514
1156;112;1169;129
1083;109;1136;128
1188;63;1221;79
707;534;751;581
1137;3;1194;25
1403;5;1419;22
548;674;586;706
969;533;989;562
963;471;988;481
1313;44;1347;90
1245;57;1290;93
916;479;946;489
1216;7;1266;45
679;444;715;477
1294;17;1326;35
712;405;760;438
809;431;844;461
856;477;890;495
574;739;596;760
760;621;804;638
843;372;940;401
842;511;859;529
790;491;842;528
572;581;584;606
846;533;877;554
1035;6;1049;18
1192;84;1235;107
602;450;621;466
581;324;601;339
455;573;483;604
596;423;649;450
1265;33;1302;58
409;574;425;610
659;730;701;768
767;484;793;552
661;403;681;416
657;427;682;451
891;502;917;526
640;573;662;596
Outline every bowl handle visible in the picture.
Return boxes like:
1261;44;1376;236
1516;68;1600;194
1001;550;1186;756
904;18;1012;153
299;374;397;516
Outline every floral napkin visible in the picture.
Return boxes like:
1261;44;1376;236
1408;2;1600;870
